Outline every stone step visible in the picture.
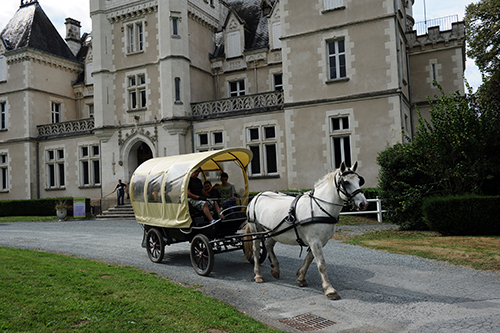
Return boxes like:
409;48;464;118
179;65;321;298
96;203;136;220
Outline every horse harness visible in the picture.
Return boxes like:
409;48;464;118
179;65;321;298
248;170;364;254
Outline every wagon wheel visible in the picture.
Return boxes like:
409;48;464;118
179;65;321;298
190;234;214;276
146;228;165;263
246;242;267;265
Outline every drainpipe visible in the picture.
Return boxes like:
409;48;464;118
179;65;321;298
99;138;103;214
394;0;405;140
190;121;195;153
254;60;258;93
404;1;415;138
36;142;40;199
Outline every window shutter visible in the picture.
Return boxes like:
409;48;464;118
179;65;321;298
324;0;343;11
227;31;241;58
272;22;281;49
0;56;6;81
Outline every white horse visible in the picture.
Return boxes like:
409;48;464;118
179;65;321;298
244;162;367;300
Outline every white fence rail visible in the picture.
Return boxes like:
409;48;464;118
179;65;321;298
339;197;386;222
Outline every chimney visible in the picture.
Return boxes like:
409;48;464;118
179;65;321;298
65;18;82;56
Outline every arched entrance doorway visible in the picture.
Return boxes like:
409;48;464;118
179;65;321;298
127;141;154;180
137;142;153;165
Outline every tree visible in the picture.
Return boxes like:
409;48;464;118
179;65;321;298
377;85;500;230
465;0;500;76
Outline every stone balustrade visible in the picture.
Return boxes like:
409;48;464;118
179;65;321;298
37;118;94;137
191;91;284;119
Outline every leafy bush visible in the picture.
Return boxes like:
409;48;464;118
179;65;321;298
377;143;432;230
422;195;500;236
377;85;500;231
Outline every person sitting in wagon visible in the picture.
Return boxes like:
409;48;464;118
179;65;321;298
204;180;220;201
215;172;238;213
187;168;223;224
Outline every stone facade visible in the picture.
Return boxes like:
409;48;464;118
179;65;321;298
0;0;465;209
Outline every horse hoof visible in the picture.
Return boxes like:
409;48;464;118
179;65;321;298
271;271;280;279
327;292;341;300
297;281;308;288
255;277;264;283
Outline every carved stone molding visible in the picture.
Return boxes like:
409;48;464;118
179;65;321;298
119;122;159;146
6;50;82;73
187;2;218;31
106;1;158;23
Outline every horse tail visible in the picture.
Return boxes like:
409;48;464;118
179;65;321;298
243;223;254;261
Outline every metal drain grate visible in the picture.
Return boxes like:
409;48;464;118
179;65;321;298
278;313;337;332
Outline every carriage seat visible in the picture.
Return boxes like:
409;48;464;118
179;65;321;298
188;201;211;227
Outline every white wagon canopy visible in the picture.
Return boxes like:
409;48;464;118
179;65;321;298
130;148;253;228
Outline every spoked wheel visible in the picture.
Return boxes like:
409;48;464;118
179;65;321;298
246;241;268;264
146;228;165;263
190;234;214;276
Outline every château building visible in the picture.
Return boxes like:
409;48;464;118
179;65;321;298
0;0;466;209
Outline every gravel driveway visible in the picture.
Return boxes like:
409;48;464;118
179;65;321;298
1;219;499;332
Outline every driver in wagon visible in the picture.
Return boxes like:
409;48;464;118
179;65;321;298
187;168;223;224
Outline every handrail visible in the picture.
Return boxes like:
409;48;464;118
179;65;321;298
414;15;459;36
339;197;386;222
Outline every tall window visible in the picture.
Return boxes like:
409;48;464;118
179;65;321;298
128;22;144;53
172;17;179;36
128;74;147;110
88;104;94;118
327;39;346;80
197;130;224;151
79;145;100;187
274;73;283;91
0;153;8;191
174;77;181;102
0;102;6;129
324;0;344;11
330;116;351;168
247;125;278;176
51;102;61;123
46;148;65;189
229;80;245;97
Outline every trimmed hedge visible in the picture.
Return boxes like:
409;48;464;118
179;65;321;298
0;197;90;217
422;195;500;236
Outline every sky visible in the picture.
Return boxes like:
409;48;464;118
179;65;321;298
0;0;483;91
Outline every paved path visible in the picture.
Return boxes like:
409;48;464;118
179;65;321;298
1;220;499;332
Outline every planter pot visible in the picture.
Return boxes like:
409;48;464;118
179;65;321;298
56;208;67;221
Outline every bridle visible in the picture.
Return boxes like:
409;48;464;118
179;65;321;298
334;170;365;207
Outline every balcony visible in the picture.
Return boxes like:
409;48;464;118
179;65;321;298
191;91;284;119
414;15;459;36
37;118;94;138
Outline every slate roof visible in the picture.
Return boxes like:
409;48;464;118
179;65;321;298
0;0;77;62
225;0;276;51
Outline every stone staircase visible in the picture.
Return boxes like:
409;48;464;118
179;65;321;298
96;201;136;220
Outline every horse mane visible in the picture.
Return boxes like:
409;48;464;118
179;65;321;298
314;168;340;188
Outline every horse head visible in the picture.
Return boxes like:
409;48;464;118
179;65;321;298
336;161;367;211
